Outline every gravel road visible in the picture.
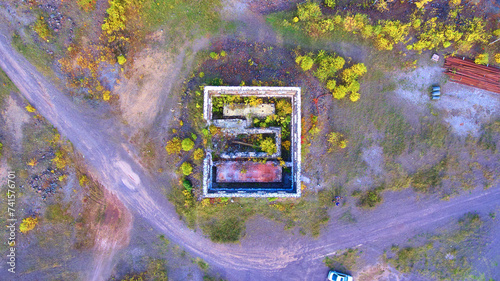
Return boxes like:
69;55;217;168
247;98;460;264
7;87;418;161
1;31;500;281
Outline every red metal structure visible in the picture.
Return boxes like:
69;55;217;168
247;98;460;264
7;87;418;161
444;56;500;94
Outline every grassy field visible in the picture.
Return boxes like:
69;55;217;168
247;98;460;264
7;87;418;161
169;186;332;242
386;212;491;280
266;5;500;209
0;102;121;278
11;32;54;78
142;0;222;37
323;248;362;274
0;69;16;163
0;68;18;109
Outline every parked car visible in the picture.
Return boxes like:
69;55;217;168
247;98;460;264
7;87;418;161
327;270;353;281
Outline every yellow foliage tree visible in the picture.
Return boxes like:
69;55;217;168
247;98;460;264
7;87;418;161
375;0;390;11
415;0;433;9
495;54;500;64
282;140;291;151
52;150;68;169
180;162;193;176
326;79;336;91
117;55;127;65
25;104;36;113
20;217;38;233
27;158;38;167
350;92;360;102
260;138;276;155
475;53;489;65
33;19;51;41
327;132;348;151
193;148;205;161
102;0;127;35
103;91;111;101
295;55;314;71
79;175;88;186
276;99;293;115
165;137;182;154
332;85;348;100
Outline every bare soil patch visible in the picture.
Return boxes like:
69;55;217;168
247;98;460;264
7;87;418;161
436;82;500;137
357;263;403;281
361;145;384;175
117;48;174;128
89;187;133;281
117;38;209;130
394;60;500;137
4;94;30;149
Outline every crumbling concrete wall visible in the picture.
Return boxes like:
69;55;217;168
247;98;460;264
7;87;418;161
202;86;302;198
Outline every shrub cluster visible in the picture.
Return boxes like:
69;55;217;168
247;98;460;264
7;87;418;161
295;50;366;102
285;2;491;53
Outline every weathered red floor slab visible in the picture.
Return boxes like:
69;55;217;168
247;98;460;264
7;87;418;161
216;161;282;183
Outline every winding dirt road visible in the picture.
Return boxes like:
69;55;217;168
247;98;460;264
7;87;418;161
1;30;500;280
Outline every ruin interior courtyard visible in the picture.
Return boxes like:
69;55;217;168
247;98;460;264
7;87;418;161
203;86;302;197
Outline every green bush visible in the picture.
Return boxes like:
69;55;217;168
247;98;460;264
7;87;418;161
411;159;446;193
326;79;336;91
260;137;276;155
297;2;322;21
295;55;314;71
183;178;193;191
323;248;360;273
210;77;224;86
203;217;244;243
120;259;168;281
180;162;193;176
33;19;51;41
45;204;73;223
181;138;195;151
314;53;345;81
474;53;489;65
210;52;220;60
0;142;3;159
359;190;382;208
324;0;336;8
381;110;410;156
478;120;500;151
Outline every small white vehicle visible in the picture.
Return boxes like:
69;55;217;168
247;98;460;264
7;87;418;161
327;270;353;281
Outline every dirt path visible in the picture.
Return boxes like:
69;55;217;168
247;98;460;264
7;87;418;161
1;27;500;281
89;190;133;281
